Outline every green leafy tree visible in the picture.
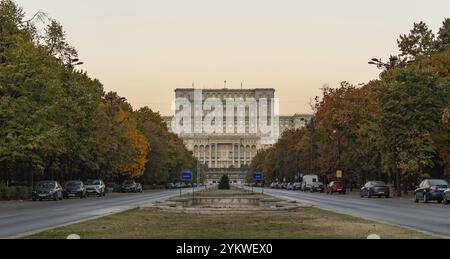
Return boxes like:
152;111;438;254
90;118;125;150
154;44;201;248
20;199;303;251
376;66;447;195
218;174;230;190
397;21;436;61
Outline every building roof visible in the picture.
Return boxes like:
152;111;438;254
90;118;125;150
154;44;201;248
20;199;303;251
175;88;275;92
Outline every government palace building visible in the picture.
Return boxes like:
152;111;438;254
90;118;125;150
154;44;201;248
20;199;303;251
163;88;312;184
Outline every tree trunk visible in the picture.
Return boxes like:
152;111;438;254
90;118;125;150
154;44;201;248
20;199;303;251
396;170;401;197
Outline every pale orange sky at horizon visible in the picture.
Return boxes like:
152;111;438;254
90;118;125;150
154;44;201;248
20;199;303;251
16;0;450;115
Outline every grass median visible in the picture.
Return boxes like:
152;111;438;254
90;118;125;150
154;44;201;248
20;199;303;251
26;206;434;239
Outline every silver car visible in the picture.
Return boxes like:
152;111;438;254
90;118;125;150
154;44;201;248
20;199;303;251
85;179;106;197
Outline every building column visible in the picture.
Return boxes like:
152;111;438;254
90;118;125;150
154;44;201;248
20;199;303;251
244;146;247;165
203;145;206;165
238;143;241;168
232;143;235;167
197;146;200;161
209;144;212;167
215;143;218;168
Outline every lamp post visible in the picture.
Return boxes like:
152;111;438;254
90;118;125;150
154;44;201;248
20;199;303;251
65;58;84;69
368;56;398;70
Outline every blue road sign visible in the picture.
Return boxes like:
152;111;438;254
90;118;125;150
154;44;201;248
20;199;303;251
253;172;264;181
181;171;193;182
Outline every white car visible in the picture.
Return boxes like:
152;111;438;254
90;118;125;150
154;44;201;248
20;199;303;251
85;179;106;197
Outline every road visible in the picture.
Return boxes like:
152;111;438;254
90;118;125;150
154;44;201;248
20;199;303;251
0;189;191;238
248;187;450;238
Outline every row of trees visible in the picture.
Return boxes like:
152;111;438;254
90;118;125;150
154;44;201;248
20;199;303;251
249;19;450;195
0;0;198;186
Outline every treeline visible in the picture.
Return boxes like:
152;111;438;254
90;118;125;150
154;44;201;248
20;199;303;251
0;0;197;187
249;19;450;195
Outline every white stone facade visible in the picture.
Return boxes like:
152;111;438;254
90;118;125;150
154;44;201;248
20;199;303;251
162;88;311;183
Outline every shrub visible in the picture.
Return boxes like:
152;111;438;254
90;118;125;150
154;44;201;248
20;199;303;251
218;175;230;190
0;183;31;200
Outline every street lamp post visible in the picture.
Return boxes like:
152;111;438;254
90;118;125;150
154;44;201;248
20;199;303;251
65;58;84;69
368;56;398;70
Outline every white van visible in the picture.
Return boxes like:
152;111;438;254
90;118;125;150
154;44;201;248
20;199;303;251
301;174;319;191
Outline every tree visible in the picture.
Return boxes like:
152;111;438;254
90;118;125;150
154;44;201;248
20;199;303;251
397;21;436;61
0;0;196;186
376;66;447;195
437;18;450;51
218;174;230;190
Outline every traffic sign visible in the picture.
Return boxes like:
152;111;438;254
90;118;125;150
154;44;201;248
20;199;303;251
336;170;343;178
253;172;264;181
181;171;193;181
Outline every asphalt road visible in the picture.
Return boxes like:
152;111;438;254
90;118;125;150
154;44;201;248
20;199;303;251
248;187;450;237
0;189;191;238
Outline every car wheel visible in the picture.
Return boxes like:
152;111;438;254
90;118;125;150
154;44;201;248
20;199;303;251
39;198;42;201
360;193;364;198
414;193;419;203
423;194;429;203
98;193;102;197
53;193;58;201
378;195;381;198
437;199;442;204
32;198;36;201
385;195;390;199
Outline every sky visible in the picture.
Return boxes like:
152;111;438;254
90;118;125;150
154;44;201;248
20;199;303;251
16;0;450;115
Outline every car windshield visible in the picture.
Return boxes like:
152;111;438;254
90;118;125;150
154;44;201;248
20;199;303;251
429;179;448;186
86;180;100;185
373;181;386;186
123;181;134;185
36;182;55;189
65;181;81;187
334;181;343;185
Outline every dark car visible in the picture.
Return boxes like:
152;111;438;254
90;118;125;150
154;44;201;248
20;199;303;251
64;181;87;199
414;179;449;203
85;179;106;197
310;182;324;193
327;181;346;195
121;180;138;193
136;183;143;193
444;189;450;205
32;181;63;201
361;181;390;198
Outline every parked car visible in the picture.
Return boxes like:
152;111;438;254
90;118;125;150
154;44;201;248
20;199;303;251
414;179;449;203
85;179;106;197
361;181;390;198
287;182;294;190
310;182;324;193
293;182;302;190
443;189;450;205
301;174;318;191
136;183;143;193
121;180;138;193
270;182;278;189
32;181;63;201
327;181;346;195
63;180;87;199
166;183;175;189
